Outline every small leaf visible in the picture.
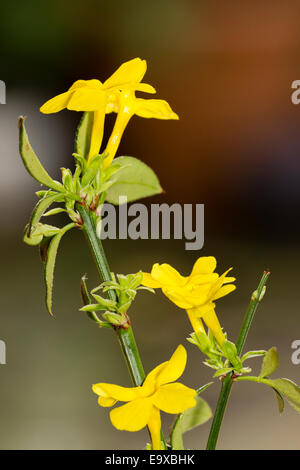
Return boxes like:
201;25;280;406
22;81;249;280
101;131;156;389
222;340;242;369
81;155;102;187
80;275;103;324
241;350;266;363
170;419;184;450
197;382;213;394
265;378;300;409
43;207;67;217
102;312;123;325
75;112;93;159
170;397;212;450
18;117;63;191
92;294;117;309
273;388;285;414
44;223;75;315
106;156;162;204
181;396;212;431
24;223;60;246
28;193;63;236
260;347;279;378
213;367;234;378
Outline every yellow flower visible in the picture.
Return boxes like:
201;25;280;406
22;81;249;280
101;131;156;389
40;58;152;162
104;88;179;168
141;256;236;346
92;345;196;450
40;58;178;166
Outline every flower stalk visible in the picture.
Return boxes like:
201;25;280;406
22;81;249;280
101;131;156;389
76;203;145;386
206;270;270;450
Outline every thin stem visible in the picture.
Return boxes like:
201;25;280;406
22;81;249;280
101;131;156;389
77;203;167;449
206;270;270;450
235;271;270;355
76;203;145;386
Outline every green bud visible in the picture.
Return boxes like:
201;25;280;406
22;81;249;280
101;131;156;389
102;312;123;325
61;168;73;191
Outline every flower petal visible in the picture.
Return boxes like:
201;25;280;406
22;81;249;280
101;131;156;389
143;363;168;390
192;303;216;317
104;58;147;89
162;288;194;309
151;263;184;287
156;345;187;385
69;79;102;91
190;273;219;284
92;383;140;402
67;88;106;111
191;256;217;276
110;397;153;431
135;98;179;120
141;272;162;288
98;396;117;407
213;284;236;301
134;83;156;94
202;308;226;346
40;92;71;114
152;383;197;414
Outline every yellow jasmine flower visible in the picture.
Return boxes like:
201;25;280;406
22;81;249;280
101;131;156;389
92;345;196;450
40;57;178;167
141;257;236;346
40;58;154;162
104;88;179;168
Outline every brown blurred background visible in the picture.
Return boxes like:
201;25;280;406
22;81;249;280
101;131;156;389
0;0;300;449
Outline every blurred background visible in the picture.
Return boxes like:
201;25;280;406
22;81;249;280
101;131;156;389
0;0;300;449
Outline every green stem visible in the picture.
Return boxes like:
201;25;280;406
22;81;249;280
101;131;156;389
76;203;145;386
77;203;167;449
235;271;270;356
206;270;270;450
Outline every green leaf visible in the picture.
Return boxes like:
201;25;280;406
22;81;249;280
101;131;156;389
91;294;117;309
18;117;63;191
259;347;279;378
273;388;285;414
80;276;106;325
170;396;212;450
213;367;234;378
81;155;102;187
75;112;93;159
222;340;243;369
28;193;63;236
102;312;123;325
44;223;75;316
23;223;60;246
241;350;266;363
43;207;67;217
265;378;300;410
106;156;163;204
197;382;214;394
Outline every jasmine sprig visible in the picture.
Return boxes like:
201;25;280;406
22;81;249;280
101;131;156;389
188;330;264;378
80;272;154;327
206;271;270;450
